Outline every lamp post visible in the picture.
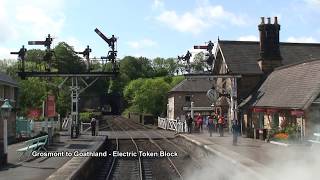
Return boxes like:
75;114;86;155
1;99;13;165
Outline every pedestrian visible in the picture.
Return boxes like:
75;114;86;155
186;114;193;134
196;113;203;133
232;120;240;145
91;117;96;136
218;115;224;137
213;113;218;132
207;116;214;137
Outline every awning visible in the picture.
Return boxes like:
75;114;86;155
252;108;266;112
291;110;304;116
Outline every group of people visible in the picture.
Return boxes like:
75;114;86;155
186;113;241;145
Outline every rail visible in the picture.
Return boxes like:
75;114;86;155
106;119;143;180
117;116;184;180
158;117;187;133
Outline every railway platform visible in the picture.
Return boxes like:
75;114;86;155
0;133;106;180
179;132;313;178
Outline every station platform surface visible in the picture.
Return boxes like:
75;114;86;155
179;131;314;178
0;133;105;180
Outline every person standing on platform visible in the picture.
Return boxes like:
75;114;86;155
186;114;193;134
232;120;240;145
218;115;225;137
196;113;203;133
213;113;218;132
91;117;96;136
207;116;214;137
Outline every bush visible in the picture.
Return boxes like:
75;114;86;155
79;112;93;123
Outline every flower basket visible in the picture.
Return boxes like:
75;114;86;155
273;133;289;140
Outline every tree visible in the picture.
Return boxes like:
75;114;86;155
192;52;205;72
120;56;154;80
53;42;86;73
152;57;178;76
123;76;185;117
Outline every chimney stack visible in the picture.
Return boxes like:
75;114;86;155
258;17;282;74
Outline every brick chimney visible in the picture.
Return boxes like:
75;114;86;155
257;17;282;74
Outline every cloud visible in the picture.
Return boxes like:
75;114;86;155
0;0;65;42
305;0;320;7
15;5;65;39
152;0;164;10
127;39;157;49
286;36;318;43
238;35;259;41
156;4;248;34
0;47;17;59
156;10;208;34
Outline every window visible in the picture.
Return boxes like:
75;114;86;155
273;113;279;127
185;95;191;102
259;112;264;128
0;85;4;99
4;86;11;99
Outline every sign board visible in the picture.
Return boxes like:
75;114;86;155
46;95;56;117
253;108;266;113
28;108;41;119
183;106;214;111
291;110;304;116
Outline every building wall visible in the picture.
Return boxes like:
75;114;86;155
0;84;17;144
305;103;320;137
167;96;174;119
169;92;212;119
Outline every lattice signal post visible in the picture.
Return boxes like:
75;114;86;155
11;29;119;138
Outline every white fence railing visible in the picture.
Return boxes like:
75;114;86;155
158;117;187;133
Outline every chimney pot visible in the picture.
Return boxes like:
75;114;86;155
267;17;271;24
261;17;265;24
274;16;278;24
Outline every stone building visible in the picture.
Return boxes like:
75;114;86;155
0;72;18;165
212;17;320;133
240;59;320;138
167;78;214;120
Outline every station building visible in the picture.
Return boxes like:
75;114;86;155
0;72;18;165
167;78;215;120
211;17;320;138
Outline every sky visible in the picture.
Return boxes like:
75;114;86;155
0;0;320;60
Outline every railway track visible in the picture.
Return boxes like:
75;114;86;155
99;116;184;180
111;116;184;179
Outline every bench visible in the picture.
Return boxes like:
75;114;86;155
308;133;320;146
16;135;48;160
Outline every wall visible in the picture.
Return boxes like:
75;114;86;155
305;103;320;137
168;96;174;119
170;92;212;119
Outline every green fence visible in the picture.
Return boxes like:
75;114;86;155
16;117;33;138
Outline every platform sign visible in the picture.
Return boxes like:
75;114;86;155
28;108;41;119
46;95;56;117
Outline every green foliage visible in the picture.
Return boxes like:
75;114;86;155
18;78;47;115
192;52;205;72
79;112;93;123
53;42;86;73
123;76;185;117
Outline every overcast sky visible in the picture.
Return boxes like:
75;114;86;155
0;0;320;60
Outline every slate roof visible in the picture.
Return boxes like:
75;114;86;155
169;78;214;93
241;59;320;110
0;72;18;87
218;40;320;74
